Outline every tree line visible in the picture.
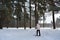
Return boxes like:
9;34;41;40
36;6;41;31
0;0;60;29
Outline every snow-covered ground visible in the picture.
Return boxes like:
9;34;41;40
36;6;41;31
0;28;60;40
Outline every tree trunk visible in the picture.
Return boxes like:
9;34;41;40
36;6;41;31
29;0;31;29
43;13;45;27
0;10;5;29
24;2;26;29
35;0;39;27
52;11;55;29
0;20;2;29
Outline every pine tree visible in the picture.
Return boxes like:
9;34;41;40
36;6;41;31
47;0;60;29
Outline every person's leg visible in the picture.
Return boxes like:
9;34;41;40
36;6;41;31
36;30;38;36
38;30;41;36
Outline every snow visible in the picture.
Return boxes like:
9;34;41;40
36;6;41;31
0;28;60;40
40;11;60;23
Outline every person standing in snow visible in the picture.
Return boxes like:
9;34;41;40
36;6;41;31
36;21;41;36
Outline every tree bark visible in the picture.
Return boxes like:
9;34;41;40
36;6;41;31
29;0;31;29
0;10;5;29
24;2;26;29
35;0;39;26
52;11;55;29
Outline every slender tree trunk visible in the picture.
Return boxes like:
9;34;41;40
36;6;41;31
49;0;56;29
52;11;55;29
16;3;20;28
43;13;45;27
35;0;39;27
16;10;18;28
29;0;31;29
0;10;5;29
0;15;2;29
24;2;26;29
